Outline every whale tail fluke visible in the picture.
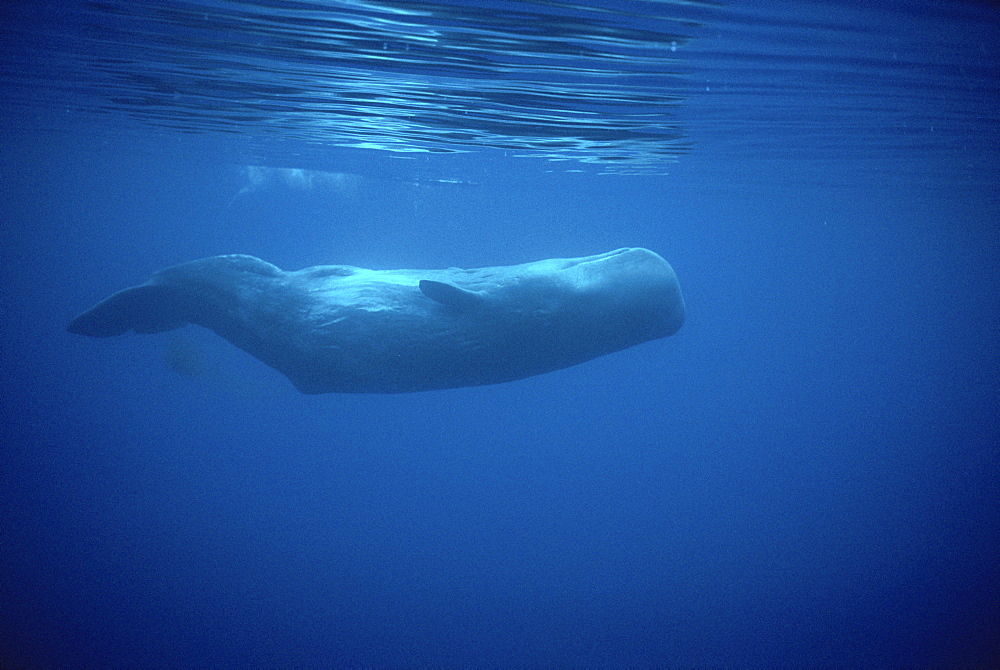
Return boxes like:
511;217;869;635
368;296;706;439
67;284;190;337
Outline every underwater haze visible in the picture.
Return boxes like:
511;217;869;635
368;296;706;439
2;0;998;666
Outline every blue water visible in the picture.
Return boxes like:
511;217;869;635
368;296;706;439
2;1;998;666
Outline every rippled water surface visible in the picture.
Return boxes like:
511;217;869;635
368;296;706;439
3;0;996;175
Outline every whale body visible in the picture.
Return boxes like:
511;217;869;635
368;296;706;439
67;248;685;393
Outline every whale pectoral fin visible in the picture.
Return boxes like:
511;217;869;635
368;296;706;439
418;280;485;309
67;284;189;337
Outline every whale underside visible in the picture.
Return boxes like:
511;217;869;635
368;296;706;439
68;248;685;394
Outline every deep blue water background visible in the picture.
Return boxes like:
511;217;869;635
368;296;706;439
3;1;999;667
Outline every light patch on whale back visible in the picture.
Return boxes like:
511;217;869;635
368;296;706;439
308;269;425;314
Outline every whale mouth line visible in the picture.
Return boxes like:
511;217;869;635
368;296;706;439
559;248;640;271
586;248;633;262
